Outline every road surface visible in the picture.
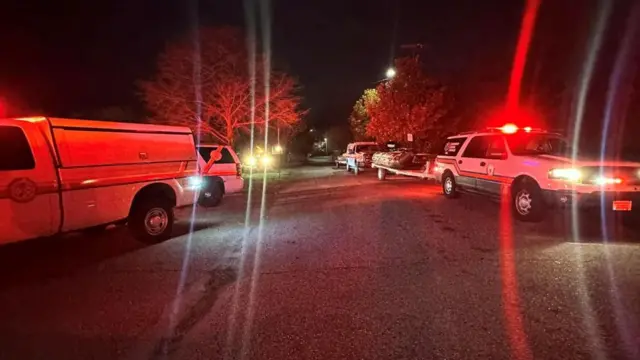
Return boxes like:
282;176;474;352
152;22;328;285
0;166;638;360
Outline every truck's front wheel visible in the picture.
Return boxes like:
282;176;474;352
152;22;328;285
129;198;174;243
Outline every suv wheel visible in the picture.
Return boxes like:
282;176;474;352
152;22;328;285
442;172;459;198
199;180;224;207
129;198;174;242
512;180;545;222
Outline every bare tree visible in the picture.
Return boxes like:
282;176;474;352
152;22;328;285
139;27;305;144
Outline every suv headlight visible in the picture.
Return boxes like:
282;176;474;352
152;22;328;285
548;168;582;182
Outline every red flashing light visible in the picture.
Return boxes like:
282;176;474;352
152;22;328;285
523;126;532;132
499;123;519;134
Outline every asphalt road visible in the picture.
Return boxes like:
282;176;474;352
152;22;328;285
0;165;639;360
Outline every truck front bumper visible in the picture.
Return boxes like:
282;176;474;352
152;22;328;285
542;189;640;211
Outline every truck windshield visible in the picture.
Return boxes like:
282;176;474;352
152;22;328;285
358;144;383;153
505;134;572;156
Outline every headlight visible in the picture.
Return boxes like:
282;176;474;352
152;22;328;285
548;168;582;182
187;176;204;189
261;155;272;165
593;176;622;185
245;155;257;166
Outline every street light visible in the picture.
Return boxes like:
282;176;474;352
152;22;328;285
324;137;328;155
385;67;396;79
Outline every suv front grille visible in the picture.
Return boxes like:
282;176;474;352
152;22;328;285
580;166;640;185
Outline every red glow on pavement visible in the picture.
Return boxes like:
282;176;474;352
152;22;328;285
499;191;533;360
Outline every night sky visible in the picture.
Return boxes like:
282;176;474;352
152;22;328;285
0;0;637;135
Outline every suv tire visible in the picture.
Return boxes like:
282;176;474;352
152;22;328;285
442;172;459;198
199;179;224;208
511;179;545;222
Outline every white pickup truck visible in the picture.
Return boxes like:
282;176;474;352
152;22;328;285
344;142;383;174
0;116;202;245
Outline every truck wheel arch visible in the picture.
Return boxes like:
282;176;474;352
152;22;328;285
129;183;177;216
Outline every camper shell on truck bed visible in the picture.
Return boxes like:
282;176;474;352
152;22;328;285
0;116;201;245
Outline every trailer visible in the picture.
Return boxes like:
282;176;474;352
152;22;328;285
372;162;436;181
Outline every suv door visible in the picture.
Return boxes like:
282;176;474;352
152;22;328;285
476;135;509;194
456;135;490;190
0;123;58;244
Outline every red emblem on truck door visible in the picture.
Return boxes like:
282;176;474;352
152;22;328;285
8;178;37;203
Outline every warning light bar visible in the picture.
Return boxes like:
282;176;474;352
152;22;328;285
487;124;541;134
499;123;518;134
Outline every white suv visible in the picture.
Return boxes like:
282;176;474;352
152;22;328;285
196;144;244;207
434;124;640;222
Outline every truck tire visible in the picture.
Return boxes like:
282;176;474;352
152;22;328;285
442;172;459;198
199;180;224;208
511;179;545;222
129;198;174;243
377;167;386;180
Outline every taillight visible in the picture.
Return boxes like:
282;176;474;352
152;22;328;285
236;163;242;177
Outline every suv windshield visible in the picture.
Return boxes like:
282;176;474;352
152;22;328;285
506;134;572;156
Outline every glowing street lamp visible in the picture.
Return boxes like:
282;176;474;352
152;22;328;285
385;67;396;79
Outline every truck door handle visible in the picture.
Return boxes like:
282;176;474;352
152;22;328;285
458;160;463;164
480;161;486;166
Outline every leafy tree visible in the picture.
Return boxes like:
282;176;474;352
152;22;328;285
139;26;306;145
348;88;378;140
366;57;454;148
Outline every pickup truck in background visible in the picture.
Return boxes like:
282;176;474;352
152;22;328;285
0;116;202;245
344;141;383;174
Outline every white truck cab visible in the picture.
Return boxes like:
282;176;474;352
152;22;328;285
196;144;244;207
344;141;382;174
0;116;202;245
434;124;640;222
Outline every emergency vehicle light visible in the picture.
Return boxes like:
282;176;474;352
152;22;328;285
488;124;539;134
497;124;518;134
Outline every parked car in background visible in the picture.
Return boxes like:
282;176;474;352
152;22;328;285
0;116;201;245
196;144;243;207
